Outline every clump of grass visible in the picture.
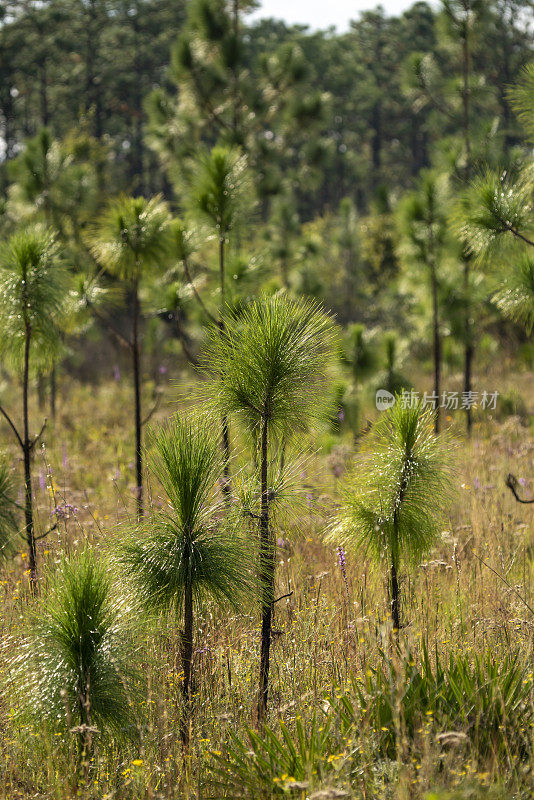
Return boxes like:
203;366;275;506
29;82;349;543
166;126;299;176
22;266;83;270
209;715;346;799
328;643;533;765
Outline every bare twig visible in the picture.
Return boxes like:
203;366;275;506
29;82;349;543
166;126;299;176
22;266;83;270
473;551;534;616
505;224;534;248
506;474;534;504
182;256;218;326
175;314;200;367
272;591;293;605
35;522;58;541
30;418;47;451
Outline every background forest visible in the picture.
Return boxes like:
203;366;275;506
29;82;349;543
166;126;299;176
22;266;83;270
0;1;533;799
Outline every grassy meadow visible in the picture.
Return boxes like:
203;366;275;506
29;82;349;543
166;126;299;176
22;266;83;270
0;360;532;800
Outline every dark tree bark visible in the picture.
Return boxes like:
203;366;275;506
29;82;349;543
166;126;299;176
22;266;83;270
22;265;37;590
219;233;232;501
461;26;474;436
430;241;441;433
390;560;400;631
132;275;143;519
180;571;194;748
257;417;274;724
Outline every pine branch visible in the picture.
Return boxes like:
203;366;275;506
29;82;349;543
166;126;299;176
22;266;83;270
0;403;23;449
182;255;218;326
84;296;132;350
30;418;47;451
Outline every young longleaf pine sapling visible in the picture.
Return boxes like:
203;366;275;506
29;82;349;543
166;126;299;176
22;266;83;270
119;413;255;747
330;399;454;631
203;294;335;723
0;227;67;586
90;195;171;519
188;146;250;499
11;550;139;783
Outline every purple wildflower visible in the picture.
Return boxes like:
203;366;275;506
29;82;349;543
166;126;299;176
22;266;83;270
51;502;78;520
113;365;120;382
158;364;168;375
337;545;350;601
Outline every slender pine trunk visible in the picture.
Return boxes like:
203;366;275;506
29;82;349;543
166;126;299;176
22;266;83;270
77;672;92;785
22;266;37;591
50;364;56;421
221;413;231;501
390;455;408;631
132;275;143;519
23;342;37;589
219;233;231;501
257;417;273;724
390;559;400;631
462;25;473;436
231;0;240;141
463;307;474;434
181;572;194;749
430;258;441;434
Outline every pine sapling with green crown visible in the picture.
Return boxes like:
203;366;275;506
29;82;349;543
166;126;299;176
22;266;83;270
203;294;335;723
119;413;255;748
460;65;534;335
0;227;68;585
187;145;250;500
90;194;171;519
330;399;455;631
10;550;140;780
